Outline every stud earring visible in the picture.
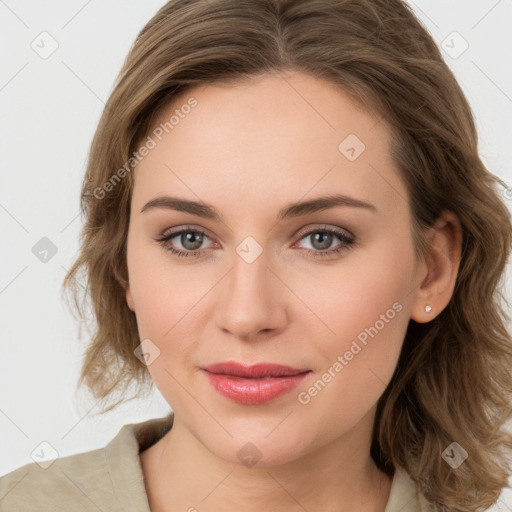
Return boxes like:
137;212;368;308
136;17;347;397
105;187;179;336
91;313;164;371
425;305;432;313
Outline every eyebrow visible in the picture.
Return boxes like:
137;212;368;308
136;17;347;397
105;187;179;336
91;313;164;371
140;193;377;220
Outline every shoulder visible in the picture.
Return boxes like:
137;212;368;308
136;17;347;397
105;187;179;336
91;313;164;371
0;414;173;512
385;468;437;512
0;447;111;512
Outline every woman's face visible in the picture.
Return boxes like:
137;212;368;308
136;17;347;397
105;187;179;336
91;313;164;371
125;71;425;466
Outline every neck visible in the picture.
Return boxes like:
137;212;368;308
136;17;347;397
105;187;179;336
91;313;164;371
140;415;393;512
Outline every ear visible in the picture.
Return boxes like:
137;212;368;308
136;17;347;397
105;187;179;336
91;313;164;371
410;210;463;323
125;283;135;312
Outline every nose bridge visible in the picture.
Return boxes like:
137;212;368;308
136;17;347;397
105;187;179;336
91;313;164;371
229;235;270;304
215;234;285;338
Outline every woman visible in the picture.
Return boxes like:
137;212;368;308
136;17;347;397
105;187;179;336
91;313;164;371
1;0;511;511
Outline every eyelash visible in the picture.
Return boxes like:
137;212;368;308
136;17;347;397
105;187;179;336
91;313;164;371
155;225;356;260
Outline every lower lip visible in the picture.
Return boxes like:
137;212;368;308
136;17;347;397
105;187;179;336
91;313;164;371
203;370;310;405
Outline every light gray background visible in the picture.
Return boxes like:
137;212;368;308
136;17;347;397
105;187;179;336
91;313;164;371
1;1;511;509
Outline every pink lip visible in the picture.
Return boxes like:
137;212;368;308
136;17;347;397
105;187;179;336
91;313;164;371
201;362;311;405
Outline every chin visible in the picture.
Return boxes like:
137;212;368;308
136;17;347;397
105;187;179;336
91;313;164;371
202;417;315;468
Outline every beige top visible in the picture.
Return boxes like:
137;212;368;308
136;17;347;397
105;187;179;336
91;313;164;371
0;413;435;511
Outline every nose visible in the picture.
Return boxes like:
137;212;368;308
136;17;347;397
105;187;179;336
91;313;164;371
214;245;288;341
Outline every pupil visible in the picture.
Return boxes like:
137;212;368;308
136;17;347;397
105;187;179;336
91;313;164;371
313;232;332;250
183;232;202;250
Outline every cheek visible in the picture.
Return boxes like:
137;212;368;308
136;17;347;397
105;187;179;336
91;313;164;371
127;232;174;341
295;289;408;435
298;241;412;345
127;245;201;405
294;240;413;408
126;234;212;364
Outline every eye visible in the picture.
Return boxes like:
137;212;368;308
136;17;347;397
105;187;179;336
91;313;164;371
155;227;215;258
155;225;356;259
293;226;355;259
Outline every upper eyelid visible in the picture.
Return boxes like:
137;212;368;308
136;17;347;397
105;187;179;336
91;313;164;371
293;224;354;239
159;224;215;241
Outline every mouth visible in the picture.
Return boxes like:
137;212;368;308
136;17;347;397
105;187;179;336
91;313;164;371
201;362;311;405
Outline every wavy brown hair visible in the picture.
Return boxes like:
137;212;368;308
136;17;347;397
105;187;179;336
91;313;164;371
62;0;512;510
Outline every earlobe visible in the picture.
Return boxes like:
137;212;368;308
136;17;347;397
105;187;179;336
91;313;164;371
125;284;135;312
410;210;463;324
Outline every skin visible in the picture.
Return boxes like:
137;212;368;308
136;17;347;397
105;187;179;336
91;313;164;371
125;70;462;512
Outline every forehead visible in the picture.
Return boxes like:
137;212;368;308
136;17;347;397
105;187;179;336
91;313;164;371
132;72;409;221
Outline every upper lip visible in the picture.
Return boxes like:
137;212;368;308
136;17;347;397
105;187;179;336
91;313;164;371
202;362;310;378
